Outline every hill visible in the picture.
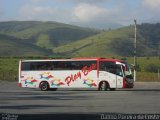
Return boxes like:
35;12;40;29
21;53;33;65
0;33;52;56
0;21;159;57
0;21;100;56
0;21;99;49
54;24;159;57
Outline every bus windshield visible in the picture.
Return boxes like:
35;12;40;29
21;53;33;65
122;62;132;75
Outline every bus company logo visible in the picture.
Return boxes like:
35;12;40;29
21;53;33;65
65;64;97;86
83;78;97;87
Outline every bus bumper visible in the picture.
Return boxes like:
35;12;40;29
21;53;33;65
18;83;22;87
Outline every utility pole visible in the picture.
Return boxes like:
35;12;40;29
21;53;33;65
134;19;137;81
158;68;160;81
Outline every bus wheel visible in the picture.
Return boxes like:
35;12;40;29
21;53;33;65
110;88;116;91
50;88;58;91
99;81;108;91
40;82;49;91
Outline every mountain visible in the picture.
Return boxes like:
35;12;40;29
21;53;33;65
0;33;52;56
54;24;159;57
0;21;159;57
71;21;123;29
0;21;100;56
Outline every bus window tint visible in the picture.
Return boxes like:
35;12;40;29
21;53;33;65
21;62;30;71
100;61;115;71
116;65;123;77
100;62;123;77
21;61;97;71
22;62;54;71
53;61;97;70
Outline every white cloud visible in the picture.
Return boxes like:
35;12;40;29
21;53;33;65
56;0;106;4
30;0;47;3
31;0;43;2
19;4;73;22
139;0;160;23
7;0;160;28
19;5;55;20
142;0;160;9
73;4;108;22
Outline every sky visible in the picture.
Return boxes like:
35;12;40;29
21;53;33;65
0;0;160;28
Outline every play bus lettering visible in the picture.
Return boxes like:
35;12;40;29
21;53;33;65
65;63;96;86
18;58;134;91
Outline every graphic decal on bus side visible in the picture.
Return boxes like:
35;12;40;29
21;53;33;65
22;76;38;87
40;72;65;87
65;64;97;86
50;79;65;87
83;78;97;87
40;72;54;80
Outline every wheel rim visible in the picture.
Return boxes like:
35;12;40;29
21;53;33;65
41;82;48;91
101;82;106;91
42;85;47;90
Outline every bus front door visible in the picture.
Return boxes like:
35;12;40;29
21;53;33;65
116;65;124;88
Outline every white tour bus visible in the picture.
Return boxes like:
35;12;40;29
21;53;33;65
18;58;134;91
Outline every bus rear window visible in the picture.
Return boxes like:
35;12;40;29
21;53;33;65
21;62;54;71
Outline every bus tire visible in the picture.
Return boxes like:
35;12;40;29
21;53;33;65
99;81;109;91
40;82;49;91
110;88;116;91
50;88;58;91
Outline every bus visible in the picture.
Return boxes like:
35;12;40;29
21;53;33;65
18;58;134;91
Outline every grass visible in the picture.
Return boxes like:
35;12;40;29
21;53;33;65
127;57;160;72
0;57;159;82
0;58;19;81
127;57;160;81
54;26;136;57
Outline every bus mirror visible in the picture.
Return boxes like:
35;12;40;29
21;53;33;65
130;64;136;71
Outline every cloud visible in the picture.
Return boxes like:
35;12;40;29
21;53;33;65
31;0;43;3
142;0;160;10
2;0;159;28
73;4;109;22
19;4;73;22
57;0;106;4
19;3;111;25
139;0;160;23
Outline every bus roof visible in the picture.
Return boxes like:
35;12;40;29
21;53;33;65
20;58;125;62
21;58;97;62
100;59;124;62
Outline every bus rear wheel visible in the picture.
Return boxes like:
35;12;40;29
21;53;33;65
40;82;49;91
99;81;109;91
50;88;58;91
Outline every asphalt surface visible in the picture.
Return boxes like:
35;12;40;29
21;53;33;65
0;81;160;119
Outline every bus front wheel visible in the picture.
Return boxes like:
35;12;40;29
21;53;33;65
99;81;109;91
40;82;49;91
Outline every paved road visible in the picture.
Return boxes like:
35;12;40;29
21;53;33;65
0;81;160;115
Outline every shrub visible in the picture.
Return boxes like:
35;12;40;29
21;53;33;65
145;64;159;73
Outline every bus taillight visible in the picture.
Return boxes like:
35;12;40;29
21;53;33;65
18;83;22;87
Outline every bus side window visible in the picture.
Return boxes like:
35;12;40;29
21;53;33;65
30;64;35;70
108;67;116;74
100;62;105;71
